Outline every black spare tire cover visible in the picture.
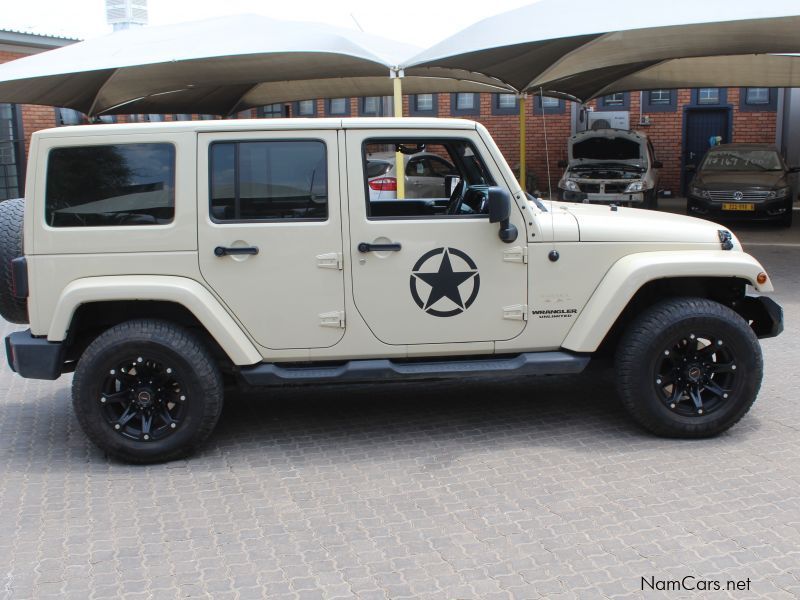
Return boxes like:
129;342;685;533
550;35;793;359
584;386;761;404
0;197;28;324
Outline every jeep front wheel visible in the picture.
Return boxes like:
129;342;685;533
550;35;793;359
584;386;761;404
616;298;762;437
72;319;224;463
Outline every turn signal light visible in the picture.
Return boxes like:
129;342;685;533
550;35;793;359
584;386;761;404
757;272;768;285
368;177;397;191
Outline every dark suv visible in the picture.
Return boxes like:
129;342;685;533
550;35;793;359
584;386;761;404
687;143;798;227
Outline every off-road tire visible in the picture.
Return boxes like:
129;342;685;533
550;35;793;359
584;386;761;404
0;197;28;324
616;297;762;438
72;319;223;463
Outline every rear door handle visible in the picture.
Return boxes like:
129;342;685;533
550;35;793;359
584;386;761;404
358;242;401;253
214;246;259;257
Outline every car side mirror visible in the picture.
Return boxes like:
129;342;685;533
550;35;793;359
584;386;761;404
652;160;663;169
557;159;568;168
487;187;518;243
685;164;696;173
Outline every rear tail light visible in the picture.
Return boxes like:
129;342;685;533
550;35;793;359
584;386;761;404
369;177;397;192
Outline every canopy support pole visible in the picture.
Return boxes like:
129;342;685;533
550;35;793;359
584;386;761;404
519;93;527;191
391;68;405;199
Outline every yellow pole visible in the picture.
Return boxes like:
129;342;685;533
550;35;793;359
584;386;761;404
393;73;405;199
519;93;526;191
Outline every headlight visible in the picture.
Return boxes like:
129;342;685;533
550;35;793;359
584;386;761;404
624;181;647;193
690;186;710;199
768;187;791;199
561;179;581;192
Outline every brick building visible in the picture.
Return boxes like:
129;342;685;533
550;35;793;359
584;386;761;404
0;28;783;201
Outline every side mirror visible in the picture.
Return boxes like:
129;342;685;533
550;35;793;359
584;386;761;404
652;160;663;169
685;164;696;173
557;159;568;169
487;187;518;243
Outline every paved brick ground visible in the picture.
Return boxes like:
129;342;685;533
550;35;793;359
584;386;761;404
0;244;798;600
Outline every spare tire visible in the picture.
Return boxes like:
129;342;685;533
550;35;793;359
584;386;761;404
0;197;28;324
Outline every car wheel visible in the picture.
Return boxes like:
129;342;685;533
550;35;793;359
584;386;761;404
644;190;658;210
616;297;761;438
72;319;224;463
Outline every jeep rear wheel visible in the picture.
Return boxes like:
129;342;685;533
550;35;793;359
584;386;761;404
72;319;223;463
616;298;762;437
0;198;28;324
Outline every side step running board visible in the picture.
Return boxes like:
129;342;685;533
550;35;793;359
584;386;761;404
238;351;590;386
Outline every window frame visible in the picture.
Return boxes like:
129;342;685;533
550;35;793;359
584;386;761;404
325;97;351;117
293;99;317;118
44;141;177;229
642;89;677;112
492;93;519;115
361;137;495;221
449;93;480;116
208;138;329;224
408;93;438;117
740;87;777;112
598;92;630;109
696;88;721;105
533;96;565;115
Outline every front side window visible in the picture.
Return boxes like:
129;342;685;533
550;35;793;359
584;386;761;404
210;140;327;221
364;138;494;219
45;143;175;227
698;88;720;104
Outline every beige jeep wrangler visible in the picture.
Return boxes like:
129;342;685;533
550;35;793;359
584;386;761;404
0;118;783;463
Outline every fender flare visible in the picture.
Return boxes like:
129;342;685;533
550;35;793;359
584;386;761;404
561;250;772;353
48;275;262;366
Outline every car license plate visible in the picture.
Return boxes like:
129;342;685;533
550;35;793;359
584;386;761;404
722;202;755;211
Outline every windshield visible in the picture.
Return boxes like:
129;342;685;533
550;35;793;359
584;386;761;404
701;150;783;172
573;137;641;161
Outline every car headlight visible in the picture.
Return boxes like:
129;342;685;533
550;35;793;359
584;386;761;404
690;186;710;199
561;179;581;192
624;181;647;193
768;187;791;199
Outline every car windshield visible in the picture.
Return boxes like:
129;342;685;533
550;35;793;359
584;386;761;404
701;150;783;172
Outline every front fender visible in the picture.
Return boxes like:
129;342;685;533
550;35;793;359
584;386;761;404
49;275;262;366
561;250;772;353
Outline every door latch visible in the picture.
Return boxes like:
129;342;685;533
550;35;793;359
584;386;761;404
503;246;528;264
503;304;528;321
319;311;345;328
316;252;343;270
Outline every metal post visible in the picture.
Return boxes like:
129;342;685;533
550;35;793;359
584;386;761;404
392;69;405;199
519;93;526;191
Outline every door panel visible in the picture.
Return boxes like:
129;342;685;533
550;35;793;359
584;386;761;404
346;130;527;346
197;131;345;350
683;109;729;193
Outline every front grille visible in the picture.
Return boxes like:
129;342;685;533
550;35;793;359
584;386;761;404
707;190;770;202
604;183;628;194
581;183;601;193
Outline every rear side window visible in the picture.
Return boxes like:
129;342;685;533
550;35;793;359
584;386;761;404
210;140;327;221
45;143;175;227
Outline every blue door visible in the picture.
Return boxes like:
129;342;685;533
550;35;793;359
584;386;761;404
683;109;729;193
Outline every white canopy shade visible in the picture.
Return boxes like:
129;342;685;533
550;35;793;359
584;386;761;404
0;14;512;116
407;0;800;100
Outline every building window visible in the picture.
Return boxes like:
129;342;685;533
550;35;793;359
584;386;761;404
55;108;84;126
409;94;438;116
603;93;625;106
173;114;193;121
296;100;316;117
210;140;327;221
697;88;720;104
534;96;565;115
327;98;349;115
45;143;176;227
491;93;519;115
450;93;479;115
360;96;393;116
745;88;769;105
416;94;434;111
649;90;671;105
0;103;24;200
257;104;284;118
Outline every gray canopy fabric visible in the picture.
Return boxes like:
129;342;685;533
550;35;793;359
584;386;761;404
0;14;512;116
406;0;800;101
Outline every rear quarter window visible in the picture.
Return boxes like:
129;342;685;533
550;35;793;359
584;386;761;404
45;143;176;227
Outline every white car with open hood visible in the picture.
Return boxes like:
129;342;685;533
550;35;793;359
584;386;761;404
0;118;782;463
558;128;661;208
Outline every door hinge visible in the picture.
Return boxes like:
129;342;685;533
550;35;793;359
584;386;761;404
316;252;343;270
503;246;528;264
503;304;528;321
319;310;346;328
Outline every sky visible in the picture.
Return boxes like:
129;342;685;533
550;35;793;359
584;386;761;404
3;0;537;47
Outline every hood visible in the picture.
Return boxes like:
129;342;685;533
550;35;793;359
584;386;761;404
561;202;729;244
693;170;787;190
568;129;646;168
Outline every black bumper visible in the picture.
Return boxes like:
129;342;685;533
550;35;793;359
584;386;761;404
5;330;64;380
738;296;783;339
687;195;791;222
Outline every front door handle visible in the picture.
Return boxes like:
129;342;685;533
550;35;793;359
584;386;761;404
214;246;259;257
358;242;401;253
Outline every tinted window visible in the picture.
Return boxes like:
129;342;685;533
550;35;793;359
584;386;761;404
210;140;327;221
46;143;175;227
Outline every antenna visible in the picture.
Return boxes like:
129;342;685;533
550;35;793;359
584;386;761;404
106;0;148;31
